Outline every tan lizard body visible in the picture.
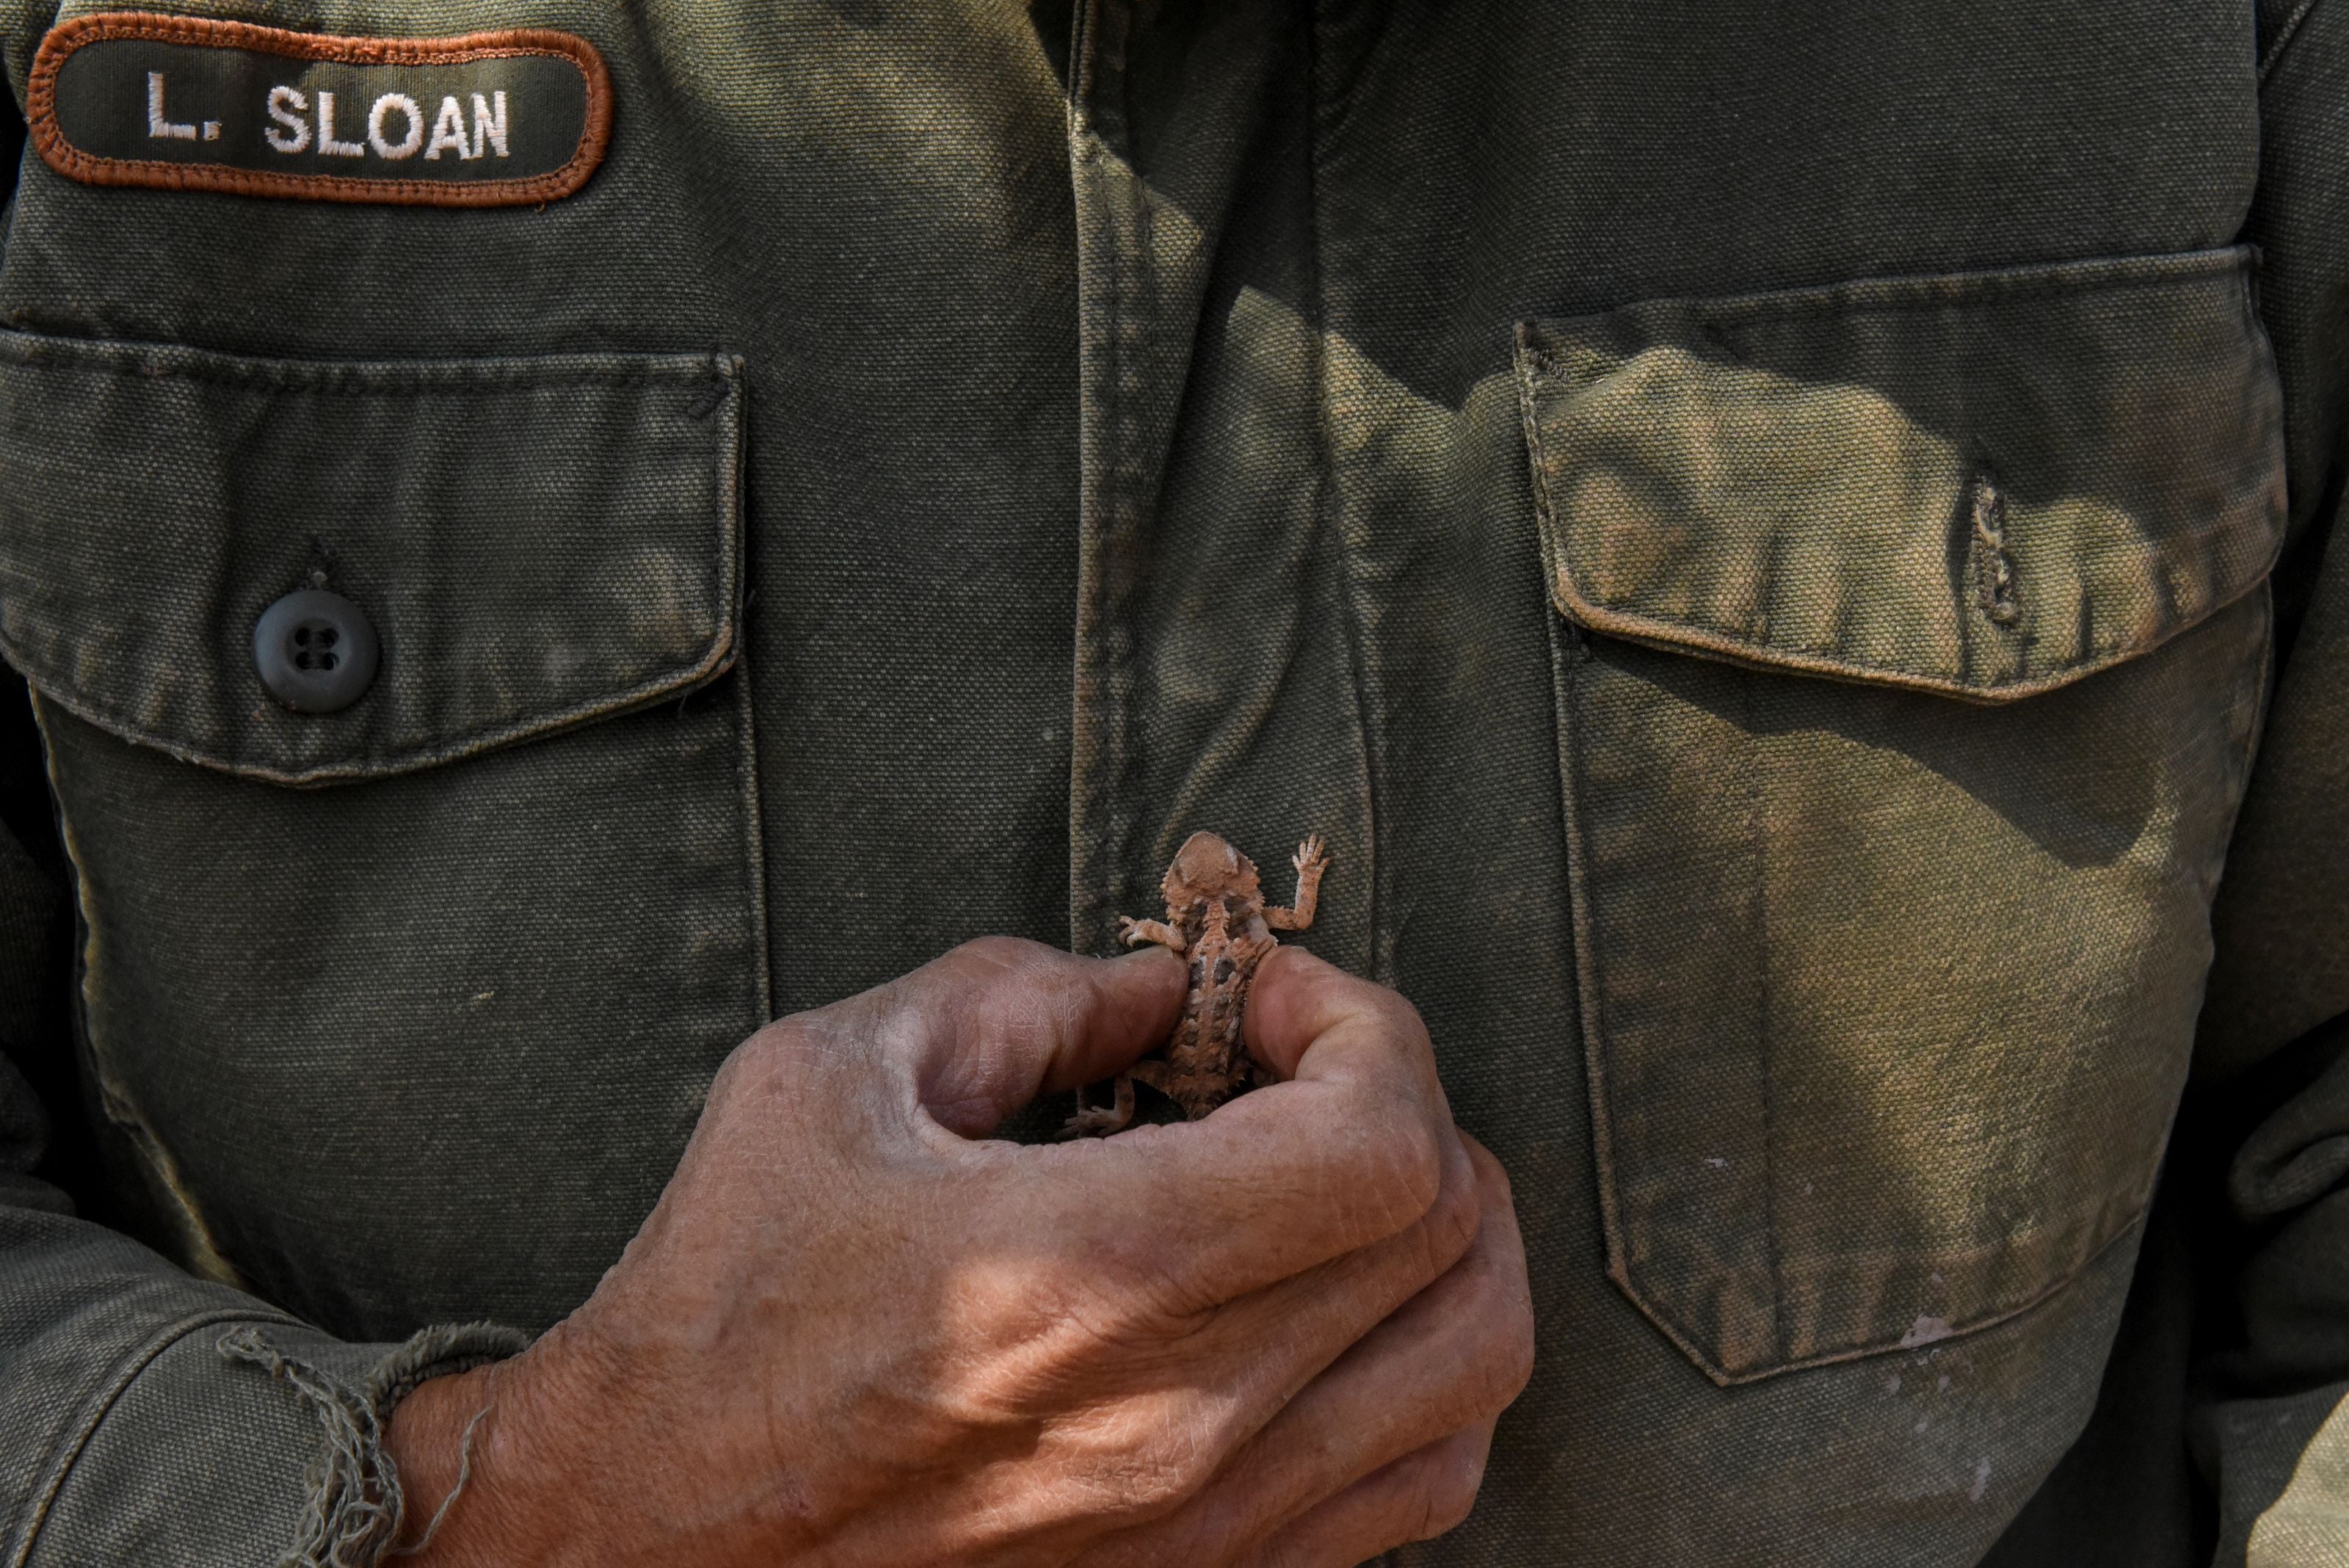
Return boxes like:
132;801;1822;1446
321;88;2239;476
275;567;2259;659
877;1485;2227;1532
1063;830;1329;1137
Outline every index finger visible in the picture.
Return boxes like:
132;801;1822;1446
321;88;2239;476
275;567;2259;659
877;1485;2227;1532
1036;947;1462;1305
888;937;1188;1137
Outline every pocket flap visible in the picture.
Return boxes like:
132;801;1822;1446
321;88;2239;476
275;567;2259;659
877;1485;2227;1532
1515;247;2283;701
0;334;744;783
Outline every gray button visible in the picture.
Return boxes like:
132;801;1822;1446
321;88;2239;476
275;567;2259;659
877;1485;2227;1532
253;588;380;714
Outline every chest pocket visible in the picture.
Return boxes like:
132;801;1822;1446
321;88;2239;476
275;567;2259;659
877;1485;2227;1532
1516;247;2279;1384
0;333;767;1336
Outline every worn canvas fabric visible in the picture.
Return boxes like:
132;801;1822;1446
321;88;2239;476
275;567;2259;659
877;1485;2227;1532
0;1;2345;1564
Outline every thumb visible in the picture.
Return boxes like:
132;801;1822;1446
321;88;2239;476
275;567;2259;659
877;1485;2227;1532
888;936;1183;1137
1244;945;1448;1110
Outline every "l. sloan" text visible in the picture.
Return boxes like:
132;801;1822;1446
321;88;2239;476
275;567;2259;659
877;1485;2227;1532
143;72;512;161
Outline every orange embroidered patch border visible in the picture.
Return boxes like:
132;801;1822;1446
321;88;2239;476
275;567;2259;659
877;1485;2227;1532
28;12;612;206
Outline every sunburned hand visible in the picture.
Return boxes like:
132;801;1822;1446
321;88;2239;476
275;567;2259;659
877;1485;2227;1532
384;938;1533;1567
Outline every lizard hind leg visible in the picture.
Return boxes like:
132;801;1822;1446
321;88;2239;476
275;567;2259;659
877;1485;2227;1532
1057;1061;1177;1139
1059;1074;1137;1139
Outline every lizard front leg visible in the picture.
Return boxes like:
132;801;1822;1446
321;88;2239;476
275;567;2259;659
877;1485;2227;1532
1117;916;1187;953
1263;833;1329;932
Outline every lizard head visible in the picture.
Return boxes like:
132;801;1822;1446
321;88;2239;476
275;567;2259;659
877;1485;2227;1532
1163;830;1260;907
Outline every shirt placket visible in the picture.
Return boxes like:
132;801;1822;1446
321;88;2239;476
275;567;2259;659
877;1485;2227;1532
1061;0;1377;972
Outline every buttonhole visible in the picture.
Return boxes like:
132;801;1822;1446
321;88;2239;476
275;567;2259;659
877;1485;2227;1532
1967;467;2022;626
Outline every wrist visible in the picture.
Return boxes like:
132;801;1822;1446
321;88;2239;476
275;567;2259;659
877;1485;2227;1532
382;1349;577;1564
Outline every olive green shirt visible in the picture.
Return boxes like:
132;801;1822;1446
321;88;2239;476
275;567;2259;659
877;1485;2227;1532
0;0;2345;1563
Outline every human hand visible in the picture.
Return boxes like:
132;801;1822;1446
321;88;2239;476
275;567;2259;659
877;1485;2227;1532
385;937;1531;1566
1069;945;1533;1567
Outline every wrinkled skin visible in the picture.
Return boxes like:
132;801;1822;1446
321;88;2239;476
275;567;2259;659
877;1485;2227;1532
385;937;1534;1567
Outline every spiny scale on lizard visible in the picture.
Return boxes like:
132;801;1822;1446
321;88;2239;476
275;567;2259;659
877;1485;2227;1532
1062;830;1330;1139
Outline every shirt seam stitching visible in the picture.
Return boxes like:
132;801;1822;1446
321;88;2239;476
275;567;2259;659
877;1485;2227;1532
1304;4;1386;988
2259;0;2326;84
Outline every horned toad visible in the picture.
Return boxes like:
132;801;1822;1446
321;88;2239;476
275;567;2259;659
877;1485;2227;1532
1063;830;1329;1137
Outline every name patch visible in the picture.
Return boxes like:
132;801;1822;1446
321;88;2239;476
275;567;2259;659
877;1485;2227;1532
28;12;611;206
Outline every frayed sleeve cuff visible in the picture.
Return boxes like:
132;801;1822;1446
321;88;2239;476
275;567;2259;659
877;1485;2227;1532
15;1311;527;1568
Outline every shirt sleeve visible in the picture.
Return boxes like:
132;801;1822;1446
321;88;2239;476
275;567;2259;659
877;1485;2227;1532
0;669;527;1568
2187;3;2349;1560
